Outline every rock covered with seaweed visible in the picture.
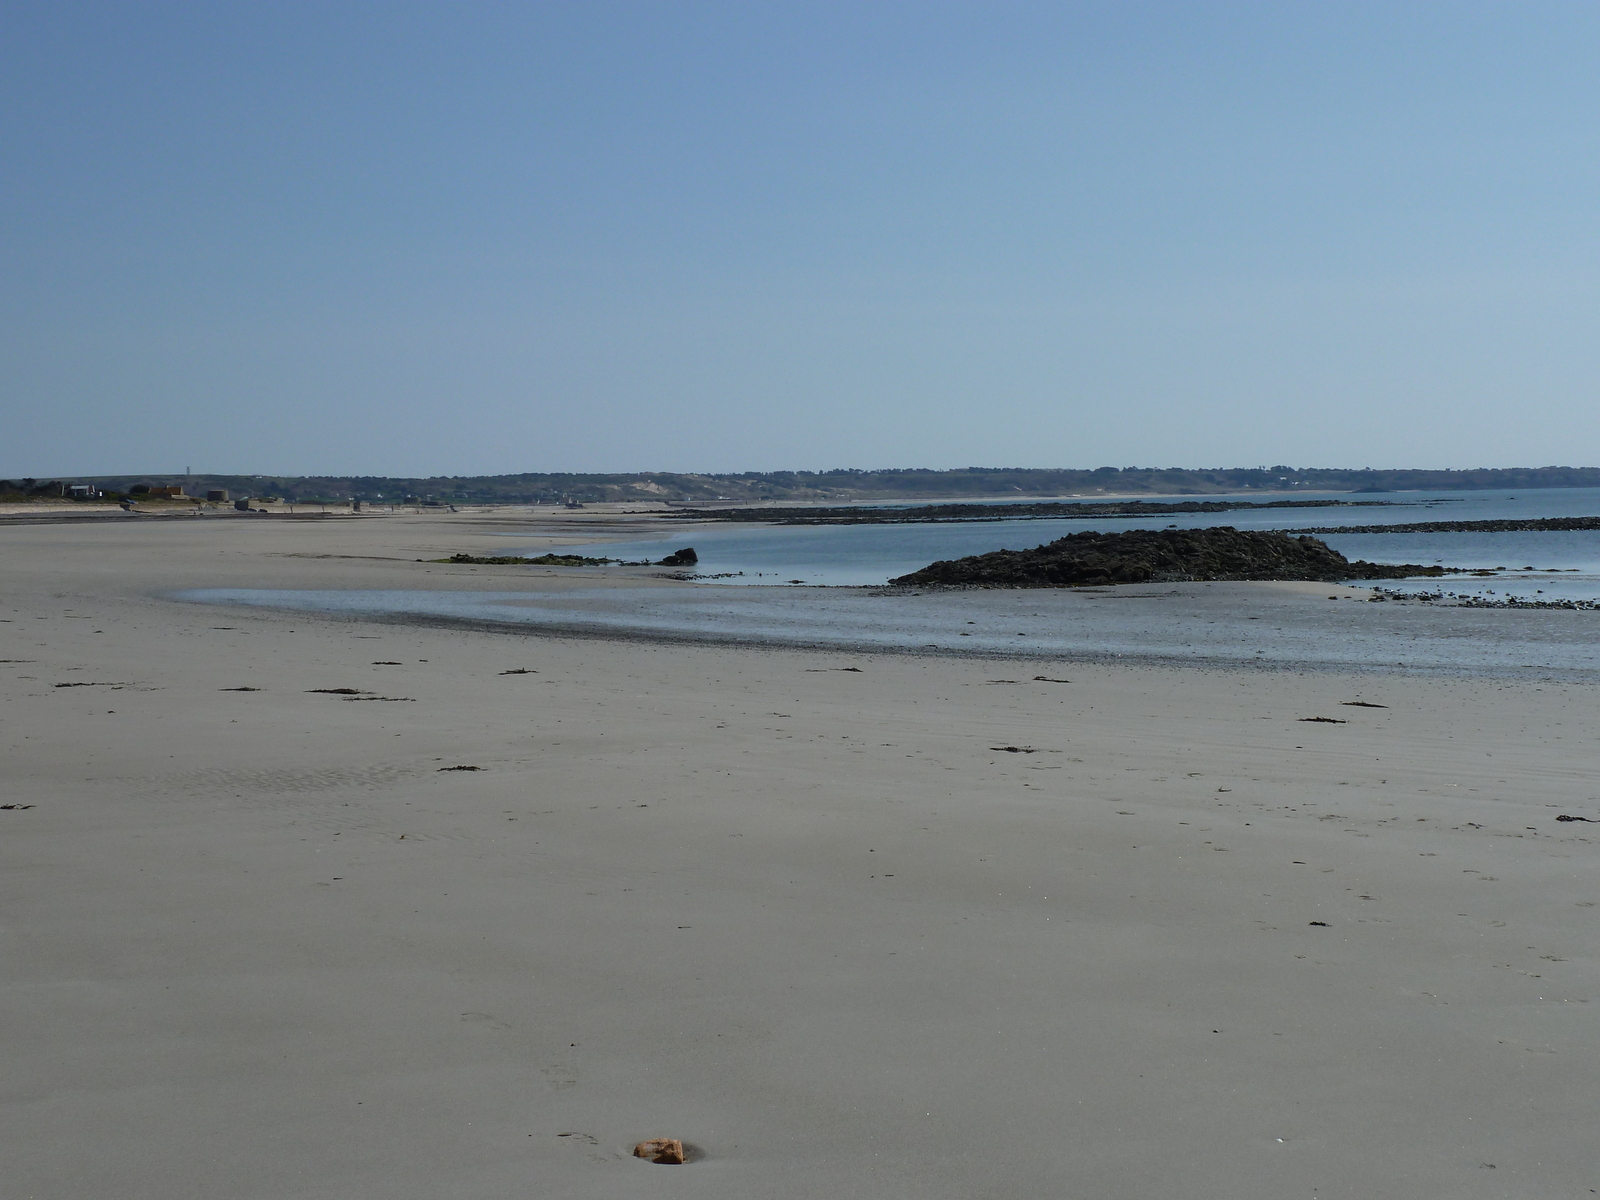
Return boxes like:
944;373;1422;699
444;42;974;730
890;527;1454;588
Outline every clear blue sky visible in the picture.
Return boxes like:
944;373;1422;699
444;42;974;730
4;2;1598;477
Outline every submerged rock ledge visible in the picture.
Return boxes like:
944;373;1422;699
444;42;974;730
890;527;1455;588
676;497;1394;525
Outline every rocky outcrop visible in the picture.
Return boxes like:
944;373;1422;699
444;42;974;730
890;527;1454;588
657;547;698;566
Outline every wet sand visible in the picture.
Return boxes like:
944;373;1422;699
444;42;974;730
176;578;1600;678
3;509;1598;1199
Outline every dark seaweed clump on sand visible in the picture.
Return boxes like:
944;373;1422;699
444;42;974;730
444;552;621;566
443;548;697;567
891;527;1455;588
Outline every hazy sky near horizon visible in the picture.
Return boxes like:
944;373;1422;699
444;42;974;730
5;2;1600;477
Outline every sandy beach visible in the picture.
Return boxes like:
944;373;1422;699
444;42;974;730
4;509;1598;1198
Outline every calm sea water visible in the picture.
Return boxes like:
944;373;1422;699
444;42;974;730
544;487;1600;601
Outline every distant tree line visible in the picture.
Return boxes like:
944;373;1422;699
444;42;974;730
0;479;74;499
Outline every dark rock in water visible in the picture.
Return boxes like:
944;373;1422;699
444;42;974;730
658;547;698;566
890;527;1455;588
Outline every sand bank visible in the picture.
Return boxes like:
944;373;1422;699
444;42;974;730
3;511;1598;1198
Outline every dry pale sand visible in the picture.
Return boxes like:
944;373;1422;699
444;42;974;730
3;511;1598;1199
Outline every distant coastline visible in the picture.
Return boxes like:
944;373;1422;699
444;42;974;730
22;464;1600;508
